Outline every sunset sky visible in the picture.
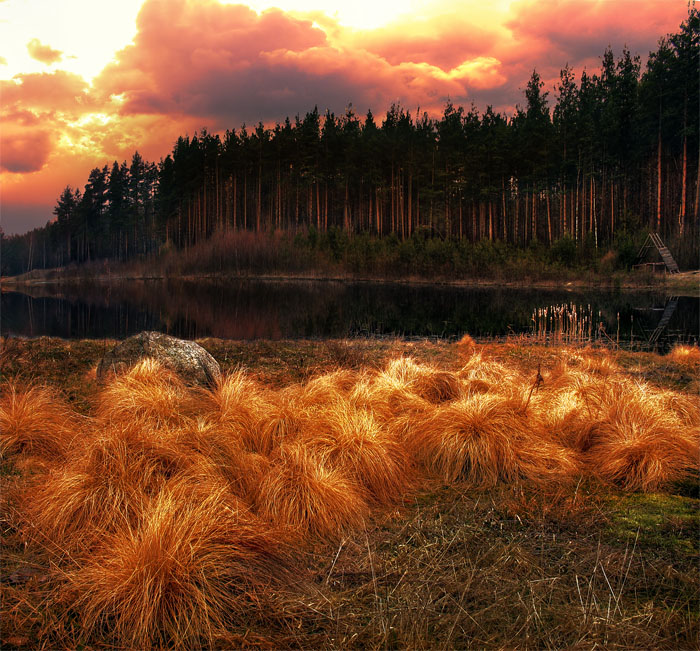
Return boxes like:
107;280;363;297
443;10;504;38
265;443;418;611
0;0;687;235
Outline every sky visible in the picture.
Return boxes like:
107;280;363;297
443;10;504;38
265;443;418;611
0;0;689;235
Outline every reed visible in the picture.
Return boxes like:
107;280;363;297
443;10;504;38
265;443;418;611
531;303;598;345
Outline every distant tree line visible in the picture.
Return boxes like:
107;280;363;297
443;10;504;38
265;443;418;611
2;9;698;276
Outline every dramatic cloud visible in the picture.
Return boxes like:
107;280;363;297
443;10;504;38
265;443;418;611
0;129;53;173
506;0;685;62
93;0;508;127
27;38;63;64
1;70;93;116
349;16;500;72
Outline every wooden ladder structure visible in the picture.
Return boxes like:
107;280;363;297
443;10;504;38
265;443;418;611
635;233;680;273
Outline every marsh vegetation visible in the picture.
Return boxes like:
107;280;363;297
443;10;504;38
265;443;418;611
1;337;698;649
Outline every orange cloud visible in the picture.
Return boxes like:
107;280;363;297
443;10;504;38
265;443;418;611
27;38;63;65
350;16;499;72
0;128;52;173
506;0;686;61
1;70;93;116
93;0;502;126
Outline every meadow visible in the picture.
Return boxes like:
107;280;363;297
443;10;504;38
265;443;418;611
1;336;698;649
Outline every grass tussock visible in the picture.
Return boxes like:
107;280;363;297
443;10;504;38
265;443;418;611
96;358;199;430
255;442;369;538
667;343;700;365
0;383;81;462
69;481;289;650
2;344;699;649
204;370;277;454
299;402;412;505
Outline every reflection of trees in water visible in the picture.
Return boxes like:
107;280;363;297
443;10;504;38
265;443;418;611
1;280;697;343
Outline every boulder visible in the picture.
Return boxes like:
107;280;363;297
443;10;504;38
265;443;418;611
96;331;221;387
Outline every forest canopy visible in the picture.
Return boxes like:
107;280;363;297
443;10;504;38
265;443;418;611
2;8;698;276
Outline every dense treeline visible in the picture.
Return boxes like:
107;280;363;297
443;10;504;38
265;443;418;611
2;9;698;276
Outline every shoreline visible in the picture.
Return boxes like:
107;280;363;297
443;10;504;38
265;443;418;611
2;268;699;296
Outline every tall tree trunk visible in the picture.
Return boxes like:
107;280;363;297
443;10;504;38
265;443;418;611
610;177;614;241
680;99;687;236
656;127;662;232
695;136;700;224
233;174;237;230
592;176;598;250
256;164;262;232
407;173;412;236
501;178;507;241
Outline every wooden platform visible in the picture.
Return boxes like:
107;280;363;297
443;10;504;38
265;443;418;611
635;233;680;273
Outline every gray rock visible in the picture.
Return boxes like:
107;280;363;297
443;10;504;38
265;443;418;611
97;331;221;387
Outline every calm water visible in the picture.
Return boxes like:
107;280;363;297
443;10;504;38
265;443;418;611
1;279;697;348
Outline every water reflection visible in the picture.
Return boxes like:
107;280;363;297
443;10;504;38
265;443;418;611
2;279;698;347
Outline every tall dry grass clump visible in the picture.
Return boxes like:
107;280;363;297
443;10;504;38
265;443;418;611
0;383;81;461
293;368;359;409
23;421;193;556
406;394;526;486
96;358;199;430
350;365;434;424
383;357;463;404
667;344;700;365
299;402;411;505
573;382;699;491
255;442;369;538
458;352;524;396
203;370;277;454
455;333;476;360
172;419;270;501
407;389;581;486
68;480;290;650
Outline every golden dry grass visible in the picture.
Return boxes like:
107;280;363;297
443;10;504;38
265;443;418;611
68;479;289;650
298;402;412;505
254;442;369;538
572;382;699;491
203;370;277;454
2;347;698;649
0;383;81;462
667;343;700;365
96;358;199;430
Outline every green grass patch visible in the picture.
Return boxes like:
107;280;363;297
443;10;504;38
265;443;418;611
607;492;700;554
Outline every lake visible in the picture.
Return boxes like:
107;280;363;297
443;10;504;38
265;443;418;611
1;279;697;349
